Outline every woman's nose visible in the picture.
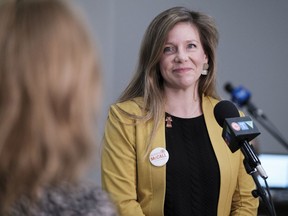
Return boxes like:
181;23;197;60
174;49;189;62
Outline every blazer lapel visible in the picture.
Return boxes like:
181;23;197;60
202;95;234;215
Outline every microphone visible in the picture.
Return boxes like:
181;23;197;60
214;100;268;179
225;82;288;152
224;82;266;119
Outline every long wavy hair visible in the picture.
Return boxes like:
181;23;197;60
0;0;101;212
117;6;219;148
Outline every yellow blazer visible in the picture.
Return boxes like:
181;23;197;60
101;95;259;216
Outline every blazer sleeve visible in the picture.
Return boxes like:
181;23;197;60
101;104;145;216
230;152;259;215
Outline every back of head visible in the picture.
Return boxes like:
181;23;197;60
0;0;100;212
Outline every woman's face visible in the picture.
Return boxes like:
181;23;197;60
159;22;208;91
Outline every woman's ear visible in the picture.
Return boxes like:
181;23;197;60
204;54;209;64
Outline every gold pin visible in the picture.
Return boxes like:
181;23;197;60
165;116;173;128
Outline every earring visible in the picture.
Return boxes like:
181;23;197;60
201;63;209;75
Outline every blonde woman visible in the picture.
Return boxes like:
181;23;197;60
0;0;116;215
102;6;259;216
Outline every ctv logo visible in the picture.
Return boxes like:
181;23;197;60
231;121;254;131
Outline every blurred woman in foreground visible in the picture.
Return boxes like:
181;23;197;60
0;0;116;215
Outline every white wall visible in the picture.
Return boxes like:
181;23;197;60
73;0;288;183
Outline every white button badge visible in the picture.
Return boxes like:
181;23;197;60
149;147;169;167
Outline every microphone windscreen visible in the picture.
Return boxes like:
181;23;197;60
214;100;240;127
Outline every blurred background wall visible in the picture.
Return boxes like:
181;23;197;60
72;0;288;184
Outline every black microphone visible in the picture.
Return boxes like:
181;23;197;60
214;100;268;179
224;82;266;119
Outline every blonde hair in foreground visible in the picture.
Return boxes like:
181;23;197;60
0;0;101;212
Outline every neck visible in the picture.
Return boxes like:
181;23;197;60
164;88;202;118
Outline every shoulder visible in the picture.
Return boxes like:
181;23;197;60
109;97;144;120
202;95;243;116
11;183;118;216
202;95;220;108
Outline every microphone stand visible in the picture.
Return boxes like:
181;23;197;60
242;157;276;216
246;104;288;151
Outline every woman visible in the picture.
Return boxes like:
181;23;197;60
0;0;116;215
101;6;258;216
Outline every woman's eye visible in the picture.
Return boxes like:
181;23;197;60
187;43;196;49
163;46;175;53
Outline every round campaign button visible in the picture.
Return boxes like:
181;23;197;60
149;147;169;167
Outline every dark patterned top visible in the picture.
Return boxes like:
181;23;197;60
164;114;220;216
